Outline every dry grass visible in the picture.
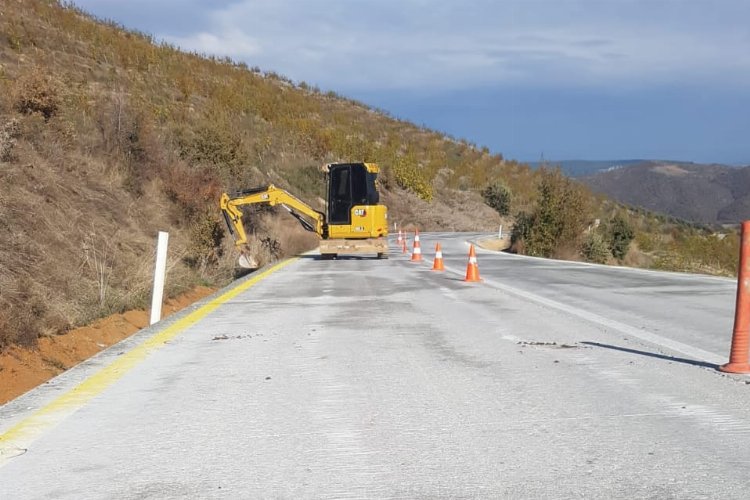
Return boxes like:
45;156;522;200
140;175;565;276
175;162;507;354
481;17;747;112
475;237;511;252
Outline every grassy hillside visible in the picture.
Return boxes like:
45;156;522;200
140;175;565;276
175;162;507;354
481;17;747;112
0;0;741;349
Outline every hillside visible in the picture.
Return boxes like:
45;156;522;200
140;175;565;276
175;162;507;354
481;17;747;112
0;1;742;351
581;161;750;224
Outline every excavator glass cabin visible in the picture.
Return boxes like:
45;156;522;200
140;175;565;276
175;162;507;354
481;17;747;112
328;163;380;224
324;163;387;240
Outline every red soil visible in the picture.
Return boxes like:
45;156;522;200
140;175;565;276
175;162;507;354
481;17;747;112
0;286;215;405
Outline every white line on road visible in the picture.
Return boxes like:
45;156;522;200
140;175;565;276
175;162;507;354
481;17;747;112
432;258;729;367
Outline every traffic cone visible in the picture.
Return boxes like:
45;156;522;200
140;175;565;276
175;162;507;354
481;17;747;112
410;229;423;262
720;220;750;374
397;230;403;246
432;243;445;271
464;244;481;282
401;236;408;253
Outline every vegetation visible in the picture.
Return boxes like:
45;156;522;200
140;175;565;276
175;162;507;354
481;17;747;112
510;169;591;258
391;153;434;201
481;181;512;216
647;228;739;276
581;231;611;264
12;69;60;121
606;214;635;260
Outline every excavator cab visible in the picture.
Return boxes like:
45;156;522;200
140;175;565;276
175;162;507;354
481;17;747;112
324;163;387;240
327;163;379;224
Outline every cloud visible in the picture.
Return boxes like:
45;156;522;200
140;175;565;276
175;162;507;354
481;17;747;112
76;0;750;92
167;29;261;60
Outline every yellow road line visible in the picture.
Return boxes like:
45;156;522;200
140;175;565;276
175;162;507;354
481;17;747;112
0;258;297;466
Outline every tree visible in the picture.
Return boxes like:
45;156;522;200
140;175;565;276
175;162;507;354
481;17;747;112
481;182;512;215
510;211;533;251
524;169;591;257
608;214;635;260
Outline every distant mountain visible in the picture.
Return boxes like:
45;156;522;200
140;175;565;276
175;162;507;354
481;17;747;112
528;159;646;177
580;161;750;224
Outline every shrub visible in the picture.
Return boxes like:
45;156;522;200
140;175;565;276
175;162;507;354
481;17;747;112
391;154;433;201
163;164;222;219
185;211;225;272
13;69;60;121
178;124;247;177
0;278;47;349
481;181;512;215
608;214;635;260
0;118;21;162
510;211;533;251
635;232;656;253
582;231;610;264
521;169;592;257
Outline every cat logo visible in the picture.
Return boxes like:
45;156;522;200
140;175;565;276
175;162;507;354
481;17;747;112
354;209;366;217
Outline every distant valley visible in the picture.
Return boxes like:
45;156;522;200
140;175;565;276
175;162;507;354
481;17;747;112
571;160;750;224
528;159;647;178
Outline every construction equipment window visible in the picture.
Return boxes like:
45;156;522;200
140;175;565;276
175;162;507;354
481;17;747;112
366;172;379;204
351;164;368;205
329;166;351;224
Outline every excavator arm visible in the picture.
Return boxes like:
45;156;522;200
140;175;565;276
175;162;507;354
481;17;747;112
220;185;328;248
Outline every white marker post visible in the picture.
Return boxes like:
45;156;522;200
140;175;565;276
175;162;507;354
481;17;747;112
498;225;503;239
150;231;169;325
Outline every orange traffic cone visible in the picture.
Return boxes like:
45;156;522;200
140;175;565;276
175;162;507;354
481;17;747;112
432;243;445;271
720;220;750;374
464;244;481;282
411;229;423;262
396;230;403;246
401;236;408;253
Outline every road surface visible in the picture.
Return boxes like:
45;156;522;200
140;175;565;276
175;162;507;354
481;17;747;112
1;232;749;499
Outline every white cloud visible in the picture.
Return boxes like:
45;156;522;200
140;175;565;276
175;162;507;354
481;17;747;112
82;0;750;91
167;29;261;59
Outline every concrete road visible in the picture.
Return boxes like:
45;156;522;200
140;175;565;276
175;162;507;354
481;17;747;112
1;232;749;499
435;232;736;363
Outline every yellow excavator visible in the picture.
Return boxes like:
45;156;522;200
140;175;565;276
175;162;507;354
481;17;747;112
220;162;389;267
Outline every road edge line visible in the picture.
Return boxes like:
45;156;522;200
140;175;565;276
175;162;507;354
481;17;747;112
0;258;297;466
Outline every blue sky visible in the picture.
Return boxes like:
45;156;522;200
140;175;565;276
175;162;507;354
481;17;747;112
73;0;750;164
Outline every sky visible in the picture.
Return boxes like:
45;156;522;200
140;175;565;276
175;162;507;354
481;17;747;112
72;0;750;164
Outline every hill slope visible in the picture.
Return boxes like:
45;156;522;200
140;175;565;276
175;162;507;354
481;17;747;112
581;161;750;224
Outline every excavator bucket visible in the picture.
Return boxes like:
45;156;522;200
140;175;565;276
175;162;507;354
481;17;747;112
238;252;258;269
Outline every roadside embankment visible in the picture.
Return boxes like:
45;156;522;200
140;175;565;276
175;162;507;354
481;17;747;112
0;286;216;404
474;235;512;252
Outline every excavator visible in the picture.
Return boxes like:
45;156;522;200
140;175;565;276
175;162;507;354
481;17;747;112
220;162;389;267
